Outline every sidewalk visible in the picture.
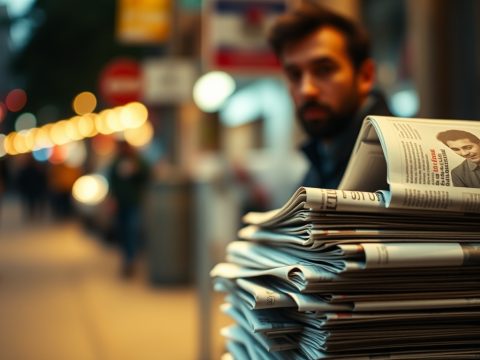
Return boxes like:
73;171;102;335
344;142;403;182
0;196;228;360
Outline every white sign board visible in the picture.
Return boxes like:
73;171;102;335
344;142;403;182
142;58;197;104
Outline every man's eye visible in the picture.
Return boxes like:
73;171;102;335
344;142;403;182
285;69;301;83
312;64;335;77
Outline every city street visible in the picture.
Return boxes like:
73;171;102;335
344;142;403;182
0;195;227;360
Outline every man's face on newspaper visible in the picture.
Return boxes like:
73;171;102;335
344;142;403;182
446;138;480;164
281;26;373;139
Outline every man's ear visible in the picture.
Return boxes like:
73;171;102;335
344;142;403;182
357;58;376;96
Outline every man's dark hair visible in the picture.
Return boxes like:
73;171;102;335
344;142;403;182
436;129;480;146
267;1;371;69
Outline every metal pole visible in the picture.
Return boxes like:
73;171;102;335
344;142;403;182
194;180;212;360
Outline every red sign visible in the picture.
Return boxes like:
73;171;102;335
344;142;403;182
99;58;142;106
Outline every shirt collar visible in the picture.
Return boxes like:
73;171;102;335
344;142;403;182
467;159;480;170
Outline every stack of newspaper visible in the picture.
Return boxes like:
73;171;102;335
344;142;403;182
211;187;480;359
211;116;480;359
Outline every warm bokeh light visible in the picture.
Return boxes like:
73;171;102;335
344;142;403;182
23;128;37;151
13;129;37;154
13;131;29;154
105;108;124;133
4;132;18;155
76;114;98;138
5;88;27;112
73;91;97;115
96;109;115;134
15;112;37;131
49;120;70;145
72;174;109;206
64;118;83;141
120;101;148;129
124;121;154;147
33;127;54;150
0;102;151;158
193;71;236;113
64;141;87;168
0;134;6;157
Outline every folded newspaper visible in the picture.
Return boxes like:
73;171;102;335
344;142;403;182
339;115;480;212
212;116;480;359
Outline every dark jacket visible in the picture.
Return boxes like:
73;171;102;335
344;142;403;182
300;90;392;189
108;154;150;208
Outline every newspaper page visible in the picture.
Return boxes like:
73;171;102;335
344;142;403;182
242;187;388;227
225;240;480;272
339;115;480;213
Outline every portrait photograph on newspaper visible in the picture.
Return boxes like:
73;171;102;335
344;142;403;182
339;115;480;213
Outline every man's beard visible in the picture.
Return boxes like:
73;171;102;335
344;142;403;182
297;100;358;139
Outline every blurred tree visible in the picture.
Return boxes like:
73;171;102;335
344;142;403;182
10;0;150;124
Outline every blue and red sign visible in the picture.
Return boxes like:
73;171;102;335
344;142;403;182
205;0;287;74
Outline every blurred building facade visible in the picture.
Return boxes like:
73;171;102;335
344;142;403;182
1;0;480;277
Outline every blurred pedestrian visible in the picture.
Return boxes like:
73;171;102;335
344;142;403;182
16;154;48;221
108;140;151;278
0;158;10;220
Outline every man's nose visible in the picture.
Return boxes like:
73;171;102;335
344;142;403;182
300;73;319;97
459;148;470;156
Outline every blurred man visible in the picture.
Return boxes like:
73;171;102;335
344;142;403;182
436;129;480;188
108;141;151;277
268;2;391;189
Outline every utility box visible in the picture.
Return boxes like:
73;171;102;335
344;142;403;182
143;180;193;284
